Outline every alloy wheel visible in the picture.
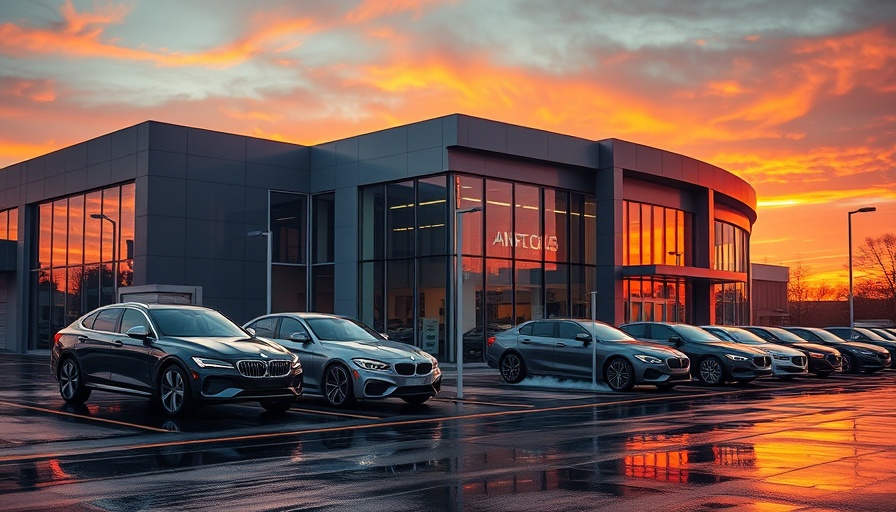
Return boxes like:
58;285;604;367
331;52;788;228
325;365;353;406
699;357;724;385
499;353;525;383
160;367;186;414
606;359;634;391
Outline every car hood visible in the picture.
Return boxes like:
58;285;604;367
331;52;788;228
843;341;889;354
695;341;769;356
605;339;688;358
794;342;840;355
159;336;292;359
320;339;433;361
753;343;805;357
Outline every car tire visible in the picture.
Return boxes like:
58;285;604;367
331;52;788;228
58;357;91;404
401;395;431;405
260;398;294;413
698;356;726;385
157;364;193;417
605;358;635;392
499;352;526;384
843;354;860;374
324;364;356;407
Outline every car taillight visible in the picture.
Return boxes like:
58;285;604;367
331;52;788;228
487;336;496;347
53;332;62;345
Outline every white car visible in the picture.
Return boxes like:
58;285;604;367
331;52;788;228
703;325;808;379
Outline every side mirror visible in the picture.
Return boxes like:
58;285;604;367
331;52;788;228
126;325;152;341
575;332;593;344
668;335;683;346
246;327;257;337
288;331;311;342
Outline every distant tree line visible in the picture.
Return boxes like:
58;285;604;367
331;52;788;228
788;233;896;326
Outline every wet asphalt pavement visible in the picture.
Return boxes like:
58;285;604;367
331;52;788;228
1;354;896;511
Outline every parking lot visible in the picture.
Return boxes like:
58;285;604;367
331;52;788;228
2;354;896;511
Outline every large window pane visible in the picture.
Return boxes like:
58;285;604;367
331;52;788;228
641;203;652;265
360;185;385;261
52;200;67;267
544;189;568;264
38;203;51;269
359;261;384;333
311;264;334;313
652;205;664;265
417;177;447;256
545;263;568;318
386;259;414;343
312;193;335;264
584;196;596;266
485;181;512;258
68;196;84;266
271;192;306;264
485;258;513;327
460;256;483;363
387;182;415;259
272;265;306;313
418;257;446;357
515;261;542;323
84;191;102;264
570;265;596;318
626;201;640;265
456;175;483;256
514;184;541;262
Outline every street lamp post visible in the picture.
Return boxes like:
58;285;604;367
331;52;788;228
91;214;117;303
248;230;272;314
848;207;876;331
455;206;481;400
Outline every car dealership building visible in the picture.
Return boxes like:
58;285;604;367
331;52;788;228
0;114;756;361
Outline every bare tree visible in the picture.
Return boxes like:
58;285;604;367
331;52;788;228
788;261;812;325
854;233;896;323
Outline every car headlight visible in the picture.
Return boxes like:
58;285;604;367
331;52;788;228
291;354;302;370
192;356;234;369
633;354;663;364
353;358;390;371
725;354;749;362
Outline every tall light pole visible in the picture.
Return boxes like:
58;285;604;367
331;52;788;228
455;206;481;400
91;213;117;303
848;207;876;331
248;230;272;314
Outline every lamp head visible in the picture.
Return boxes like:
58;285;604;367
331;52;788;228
858;207;876;213
90;213;104;219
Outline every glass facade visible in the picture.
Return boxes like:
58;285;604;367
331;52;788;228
269;191;335;314
359;173;596;363
622;201;691;323
0;208;18;240
714;220;749;324
32;183;135;350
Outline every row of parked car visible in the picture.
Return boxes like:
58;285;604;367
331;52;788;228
49;301;896;417
484;320;896;391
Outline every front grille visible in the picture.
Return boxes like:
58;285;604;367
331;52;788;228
666;357;689;369
792;356;807;366
753;356;772;368
236;360;292;378
394;362;434;376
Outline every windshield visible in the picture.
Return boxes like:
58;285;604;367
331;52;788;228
727;328;769;344
764;327;806;343
808;328;849;343
584;322;638;342
306;316;383;342
151;308;247;337
674;324;721;342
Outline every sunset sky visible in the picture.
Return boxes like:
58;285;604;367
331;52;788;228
1;0;894;286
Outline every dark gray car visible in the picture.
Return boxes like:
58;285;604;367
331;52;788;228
619;322;773;385
484;319;691;391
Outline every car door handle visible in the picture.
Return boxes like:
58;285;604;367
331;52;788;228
109;340;123;347
556;343;567;347
77;336;89;343
521;339;532;344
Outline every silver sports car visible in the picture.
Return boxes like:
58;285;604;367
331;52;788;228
244;313;441;406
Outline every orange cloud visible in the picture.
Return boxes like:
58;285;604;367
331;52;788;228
345;0;450;23
757;187;896;208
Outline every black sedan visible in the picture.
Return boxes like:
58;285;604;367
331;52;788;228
619;322;772;385
823;327;896;367
786;326;892;373
51;303;303;416
740;326;842;377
